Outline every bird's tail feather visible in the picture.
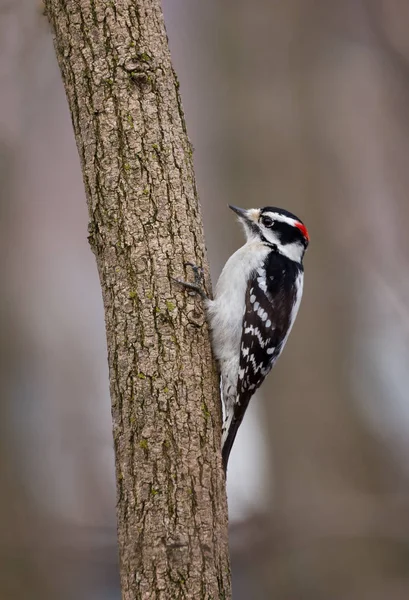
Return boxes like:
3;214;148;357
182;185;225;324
221;392;252;473
222;417;240;472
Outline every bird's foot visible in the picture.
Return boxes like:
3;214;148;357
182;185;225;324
173;262;209;300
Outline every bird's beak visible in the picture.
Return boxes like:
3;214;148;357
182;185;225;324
228;205;259;224
229;205;248;219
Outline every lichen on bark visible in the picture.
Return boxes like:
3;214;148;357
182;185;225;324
45;0;231;598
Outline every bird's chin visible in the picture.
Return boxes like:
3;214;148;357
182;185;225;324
240;219;260;241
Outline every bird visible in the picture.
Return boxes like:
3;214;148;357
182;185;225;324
176;205;309;472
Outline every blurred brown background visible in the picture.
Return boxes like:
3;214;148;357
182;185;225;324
2;1;409;598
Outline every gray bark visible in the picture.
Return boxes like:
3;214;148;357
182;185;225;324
44;1;231;598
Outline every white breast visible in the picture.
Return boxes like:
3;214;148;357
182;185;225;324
206;241;270;363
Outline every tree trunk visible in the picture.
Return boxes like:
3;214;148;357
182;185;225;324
44;1;231;598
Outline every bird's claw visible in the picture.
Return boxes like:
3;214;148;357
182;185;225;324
173;263;208;300
184;262;205;288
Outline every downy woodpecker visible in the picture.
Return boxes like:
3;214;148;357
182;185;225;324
177;205;309;472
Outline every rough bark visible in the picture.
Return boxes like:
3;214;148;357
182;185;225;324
44;1;231;598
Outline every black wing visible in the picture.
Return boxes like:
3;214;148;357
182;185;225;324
222;254;301;471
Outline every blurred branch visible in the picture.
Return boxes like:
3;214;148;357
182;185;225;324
365;0;409;76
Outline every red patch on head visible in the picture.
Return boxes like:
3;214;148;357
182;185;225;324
295;222;309;242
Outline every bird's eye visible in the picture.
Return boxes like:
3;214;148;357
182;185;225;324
262;216;273;227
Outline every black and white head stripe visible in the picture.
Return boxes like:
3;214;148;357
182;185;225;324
259;207;309;246
260;206;305;223
228;204;309;259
